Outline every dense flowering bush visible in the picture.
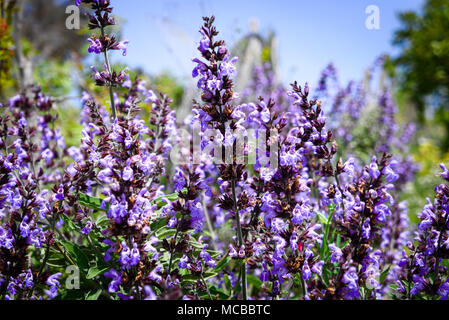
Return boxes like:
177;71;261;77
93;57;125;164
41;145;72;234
0;0;448;300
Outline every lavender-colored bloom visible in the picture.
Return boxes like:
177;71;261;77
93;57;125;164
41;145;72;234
200;245;216;268
329;243;343;264
292;203;312;225
438;279;449;300
81;219;93;235
117;40;129;56
302;261;312;281
369;157;381;180
104;269;122;293
87;38;102;54
44;273;62;299
149;265;163;283
144;286;157;300
439;163;449;181
55;185;64;201
384;165;399;183
0;227;14;250
342;267;360;299
178;255;189;269
173;168;186;192
122;166;133;181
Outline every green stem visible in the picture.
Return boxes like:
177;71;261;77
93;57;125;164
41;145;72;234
100;27;117;120
202;191;218;251
231;178;247;300
168;216;183;274
201;273;213;300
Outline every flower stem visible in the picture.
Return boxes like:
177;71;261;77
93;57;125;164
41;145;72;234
201;273;213;300
202;191;218;251
168;216;183;274
101;27;117;120
231;178;247;300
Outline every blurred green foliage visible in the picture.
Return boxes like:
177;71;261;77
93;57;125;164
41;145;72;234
403;142;449;223
34;59;74;97
393;0;449;149
150;71;184;108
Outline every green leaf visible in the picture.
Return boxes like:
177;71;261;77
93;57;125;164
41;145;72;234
79;193;107;212
150;217;167;232
46;255;66;268
151;188;187;208
156;226;177;238
60;241;90;272
224;274;232;293
209;286;230;299
340;239;350;249
86;266;109;280
315;211;329;225
61;213;77;232
292;273;302;286
319;203;337;260
246;274;262;289
95;214;110;227
380;265;391;284
85;289;102;300
213;256;231;273
322;268;331;287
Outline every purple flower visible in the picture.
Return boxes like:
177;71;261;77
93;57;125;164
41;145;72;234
438;279;449;300
369;157;380;180
439;163;449;181
144;286;157;300
55;185;64;201
98;168;114;183
0;227;14;250
178;255;189;269
200;245;216;268
219;56;238;78
117;40;129;56
384;165;399;183
302;261;311;280
41;148;54;165
81;220;93;235
122;166;133;181
292;203;312;225
149;265;163;283
130;243;140;266
87;38;102;54
329;243;343;263
410;275;426;296
311;261;324;275
45;273;62;299
342;267;360;299
362;218;371;239
198;30;210;52
104;269;122;293
19;216;30;238
173;168;186;192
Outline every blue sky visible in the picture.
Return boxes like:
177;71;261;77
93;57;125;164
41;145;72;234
110;0;424;88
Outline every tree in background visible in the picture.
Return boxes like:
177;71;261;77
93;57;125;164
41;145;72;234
392;0;449;149
0;0;88;96
0;0;16;98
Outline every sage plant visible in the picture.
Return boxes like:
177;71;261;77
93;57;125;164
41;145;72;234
0;0;446;301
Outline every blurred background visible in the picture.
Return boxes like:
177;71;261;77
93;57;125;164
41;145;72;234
1;0;449;222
